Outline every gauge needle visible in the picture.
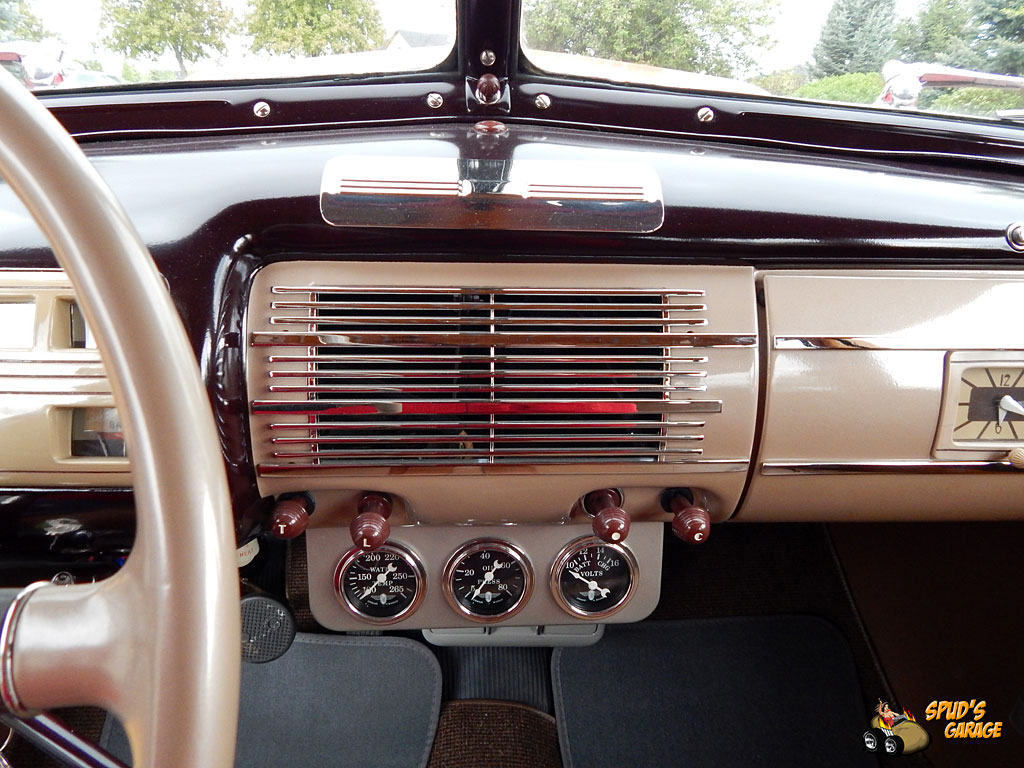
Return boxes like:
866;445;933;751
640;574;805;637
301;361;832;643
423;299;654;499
998;394;1024;425
360;562;397;600
470;563;500;601
568;568;609;597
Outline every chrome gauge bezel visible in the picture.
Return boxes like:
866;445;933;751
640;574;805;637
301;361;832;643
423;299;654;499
549;535;639;620
442;538;533;623
333;541;426;625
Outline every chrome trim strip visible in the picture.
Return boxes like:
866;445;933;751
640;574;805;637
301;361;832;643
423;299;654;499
773;336;1024;351
320;156;664;233
0;581;48;716
761;460;1022;475
253;332;756;348
266;384;706;393
258;459;750;473
272;434;704;444
270;315;708;327
272;300;707;312
268;420;707;430
272;447;704;459
252;399;724;415
268;354;710;364
272;286;705;296
269;369;706;379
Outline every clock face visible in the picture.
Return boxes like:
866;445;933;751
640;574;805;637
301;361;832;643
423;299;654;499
952;366;1024;443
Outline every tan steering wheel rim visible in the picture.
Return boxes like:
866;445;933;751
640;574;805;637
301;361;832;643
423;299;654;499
0;73;239;767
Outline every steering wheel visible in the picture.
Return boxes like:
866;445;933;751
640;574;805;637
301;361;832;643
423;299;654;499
0;69;239;766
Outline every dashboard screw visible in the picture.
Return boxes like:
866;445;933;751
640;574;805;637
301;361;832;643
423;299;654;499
480;49;496;67
1006;223;1024;251
426;92;444;109
253;101;271;118
697;106;715;123
535;93;552;110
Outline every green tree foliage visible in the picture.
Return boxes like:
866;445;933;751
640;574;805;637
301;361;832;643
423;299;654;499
101;0;235;78
930;83;1024;112
521;0;777;78
812;0;897;77
795;71;885;103
973;0;1024;74
0;0;47;42
753;67;809;96
894;0;981;68
247;0;385;58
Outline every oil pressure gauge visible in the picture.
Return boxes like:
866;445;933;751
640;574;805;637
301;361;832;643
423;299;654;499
550;536;638;619
443;539;532;622
334;542;425;625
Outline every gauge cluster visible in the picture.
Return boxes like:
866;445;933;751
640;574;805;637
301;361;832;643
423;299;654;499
308;523;663;632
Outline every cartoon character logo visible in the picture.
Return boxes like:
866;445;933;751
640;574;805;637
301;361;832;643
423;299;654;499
863;699;930;756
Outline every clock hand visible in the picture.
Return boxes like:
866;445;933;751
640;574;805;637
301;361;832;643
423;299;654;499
999;394;1024;425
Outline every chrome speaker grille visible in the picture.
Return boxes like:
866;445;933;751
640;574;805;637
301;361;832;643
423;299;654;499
252;287;730;470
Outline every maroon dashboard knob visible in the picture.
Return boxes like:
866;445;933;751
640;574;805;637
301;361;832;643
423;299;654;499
350;492;393;551
475;73;501;105
583;488;631;543
670;497;710;544
269;498;309;540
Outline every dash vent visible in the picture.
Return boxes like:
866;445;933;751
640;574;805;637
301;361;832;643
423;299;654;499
251;287;729;470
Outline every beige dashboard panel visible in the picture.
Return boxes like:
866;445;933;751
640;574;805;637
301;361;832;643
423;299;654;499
742;270;1024;521
0;270;131;487
246;261;758;524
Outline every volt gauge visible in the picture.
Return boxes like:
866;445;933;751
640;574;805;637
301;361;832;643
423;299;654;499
334;542;425;625
443;539;532;622
550;536;638;620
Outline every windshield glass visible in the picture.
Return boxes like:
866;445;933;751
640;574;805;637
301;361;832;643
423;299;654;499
0;1;454;88
521;0;1024;120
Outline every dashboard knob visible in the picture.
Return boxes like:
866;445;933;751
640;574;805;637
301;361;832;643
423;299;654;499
350;492;393;552
1008;447;1024;470
269;498;309;540
670;497;710;544
583;488;631;543
475;73;501;105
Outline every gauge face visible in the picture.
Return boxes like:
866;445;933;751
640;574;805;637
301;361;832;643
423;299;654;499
953;366;1024;443
334;543;424;625
551;536;638;619
443;539;532;622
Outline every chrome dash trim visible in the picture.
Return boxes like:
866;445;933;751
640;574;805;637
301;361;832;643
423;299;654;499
773;336;1024;351
319;156;664;233
271;286;706;296
253;332;756;348
252;399;724;415
761;460;1022;475
258;459;751;473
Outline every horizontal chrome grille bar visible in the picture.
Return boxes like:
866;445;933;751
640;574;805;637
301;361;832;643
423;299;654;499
268;369;702;379
271;286;705;296
268;421;706;430
271;434;703;445
266;384;703;393
268;355;709;364
253;332;756;348
252;399;723;415
258;459;749;472
272;301;706;312
272;447;702;459
270;316;707;327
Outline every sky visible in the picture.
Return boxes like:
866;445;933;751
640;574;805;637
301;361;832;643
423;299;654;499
27;0;925;78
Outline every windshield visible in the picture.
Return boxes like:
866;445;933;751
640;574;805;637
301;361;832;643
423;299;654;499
521;0;1024;120
0;1;454;88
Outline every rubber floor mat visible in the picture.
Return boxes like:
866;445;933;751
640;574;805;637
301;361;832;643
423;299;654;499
101;633;442;768
427;700;561;768
553;616;879;768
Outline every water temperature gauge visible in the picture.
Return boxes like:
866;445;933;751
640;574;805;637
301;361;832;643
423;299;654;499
550;536;638;619
334;542;425;624
443;539;532;622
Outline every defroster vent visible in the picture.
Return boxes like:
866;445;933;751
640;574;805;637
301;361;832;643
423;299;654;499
251;287;728;471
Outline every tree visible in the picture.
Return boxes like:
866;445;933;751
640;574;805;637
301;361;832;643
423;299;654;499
0;0;48;42
247;0;385;58
894;0;982;69
973;0;1024;74
812;0;897;78
521;0;777;79
101;0;235;78
795;71;884;103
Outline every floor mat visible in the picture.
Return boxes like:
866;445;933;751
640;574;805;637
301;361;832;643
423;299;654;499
101;633;441;768
427;700;561;768
553;616;878;768
435;646;553;713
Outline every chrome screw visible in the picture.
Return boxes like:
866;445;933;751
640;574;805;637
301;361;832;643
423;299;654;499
253;101;271;118
480;49;496;66
696;106;715;123
426;92;444;109
535;93;552;110
1007;222;1024;251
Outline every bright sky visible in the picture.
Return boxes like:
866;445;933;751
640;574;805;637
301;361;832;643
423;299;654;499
28;0;924;77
